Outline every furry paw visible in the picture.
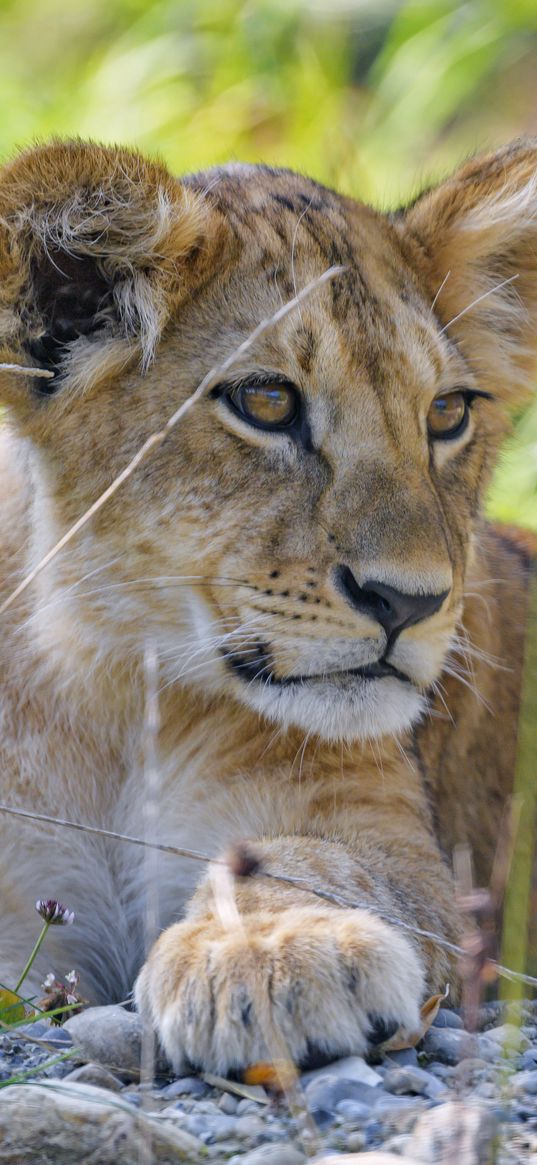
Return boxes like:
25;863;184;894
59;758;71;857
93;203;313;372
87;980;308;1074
134;906;425;1074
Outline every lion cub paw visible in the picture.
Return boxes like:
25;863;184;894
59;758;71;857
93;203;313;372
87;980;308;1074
134;906;425;1075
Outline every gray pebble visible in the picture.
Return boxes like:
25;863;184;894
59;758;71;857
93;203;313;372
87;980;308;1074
237;1098;265;1114
304;1073;381;1114
431;1009;464;1030
63;1062;123;1091
485;1024;530;1051
346;1130;367;1151
218;1091;239;1113
210;1114;242;1142
519;1048;537;1070
374;1093;426;1116
422;1027;498;1065
384;1047;419;1068
180;1113;215;1141
228;1145;306;1165
335;1098;370;1122
18;1021;73;1048
64;1005;170;1076
513;1069;537;1096
383;1065;445;1099
235;1113;268;1139
159;1075;208;1099
206;1143;241;1159
474;1081;497;1099
426;1061;455;1080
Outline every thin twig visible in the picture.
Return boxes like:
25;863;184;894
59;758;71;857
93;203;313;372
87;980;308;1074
0;266;343;617
438;273;519;334
2;800;537;989
138;642;160;1164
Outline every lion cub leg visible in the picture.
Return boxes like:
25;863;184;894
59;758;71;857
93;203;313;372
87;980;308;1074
135;832;459;1075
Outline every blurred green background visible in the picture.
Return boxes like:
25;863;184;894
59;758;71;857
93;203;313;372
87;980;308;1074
1;0;536;527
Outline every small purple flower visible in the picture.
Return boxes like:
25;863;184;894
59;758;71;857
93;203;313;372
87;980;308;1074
35;899;75;926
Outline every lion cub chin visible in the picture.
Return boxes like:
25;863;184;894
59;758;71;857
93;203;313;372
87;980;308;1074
0;136;535;1072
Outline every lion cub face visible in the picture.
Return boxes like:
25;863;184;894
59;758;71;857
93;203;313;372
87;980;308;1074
1;142;535;741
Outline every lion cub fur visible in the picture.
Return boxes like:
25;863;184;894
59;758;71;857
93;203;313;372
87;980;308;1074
0;139;535;1072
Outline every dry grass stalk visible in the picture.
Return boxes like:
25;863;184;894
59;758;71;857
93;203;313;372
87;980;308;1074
138;641;161;1164
0;265;343;618
1;800;536;991
501;573;537;1006
208;859;320;1158
0;362;54;379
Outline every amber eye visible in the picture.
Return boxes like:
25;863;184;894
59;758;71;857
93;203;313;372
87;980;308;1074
227;382;299;430
427;391;468;440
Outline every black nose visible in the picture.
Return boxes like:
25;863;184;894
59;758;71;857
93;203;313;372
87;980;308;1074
336;565;449;640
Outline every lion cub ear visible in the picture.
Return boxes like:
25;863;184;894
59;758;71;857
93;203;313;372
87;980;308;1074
401;139;537;404
0;140;214;406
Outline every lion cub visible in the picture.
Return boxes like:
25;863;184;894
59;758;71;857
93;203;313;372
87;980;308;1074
0;139;534;1072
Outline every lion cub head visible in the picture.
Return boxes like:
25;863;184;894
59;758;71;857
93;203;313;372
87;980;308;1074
1;140;536;741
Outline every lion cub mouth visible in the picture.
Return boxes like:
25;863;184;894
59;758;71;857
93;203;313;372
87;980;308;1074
223;648;412;688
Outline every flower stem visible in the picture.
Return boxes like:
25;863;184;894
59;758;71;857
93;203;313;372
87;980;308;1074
14;923;50;994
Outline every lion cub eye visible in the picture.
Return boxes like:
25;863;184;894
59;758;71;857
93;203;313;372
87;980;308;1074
427;391;468;440
226;382;300;430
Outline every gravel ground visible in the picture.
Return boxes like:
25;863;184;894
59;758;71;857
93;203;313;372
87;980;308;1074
1;1001;537;1163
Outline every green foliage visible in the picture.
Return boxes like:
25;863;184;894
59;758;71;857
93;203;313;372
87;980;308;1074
0;0;536;524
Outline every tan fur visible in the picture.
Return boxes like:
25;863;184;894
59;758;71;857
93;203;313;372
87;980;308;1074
0;140;535;1073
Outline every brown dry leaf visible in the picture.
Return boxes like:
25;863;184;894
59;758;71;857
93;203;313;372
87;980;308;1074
382;985;450;1052
243;1058;298;1093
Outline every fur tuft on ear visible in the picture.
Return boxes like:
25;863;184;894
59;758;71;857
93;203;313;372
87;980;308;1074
0;139;212;399
399;139;537;403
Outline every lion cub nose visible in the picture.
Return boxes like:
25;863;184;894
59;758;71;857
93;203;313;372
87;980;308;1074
336;565;449;639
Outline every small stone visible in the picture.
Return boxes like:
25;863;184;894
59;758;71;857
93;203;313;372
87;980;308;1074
384;1047;419;1068
301;1054;383;1089
237;1098;266;1114
18;1021;73;1048
160;1076;208;1099
431;1009;464;1030
64;1004;169;1076
207;1143;241;1159
520;1048;537;1070
374;1093;426;1116
474;1081;497;1099
304;1073;382;1115
235;1113;268;1139
425;1061;454;1080
407;1101;499;1164
228;1145;305;1165
383;1065;445;1099
476;1001;505;1030
335;1098;370;1122
180;1113;214;1141
209;1114;241;1142
484;1023;530;1051
218;1091;239;1113
422;1027;497;1066
63;1062;123;1091
346;1130;366;1151
513;1069;537;1096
